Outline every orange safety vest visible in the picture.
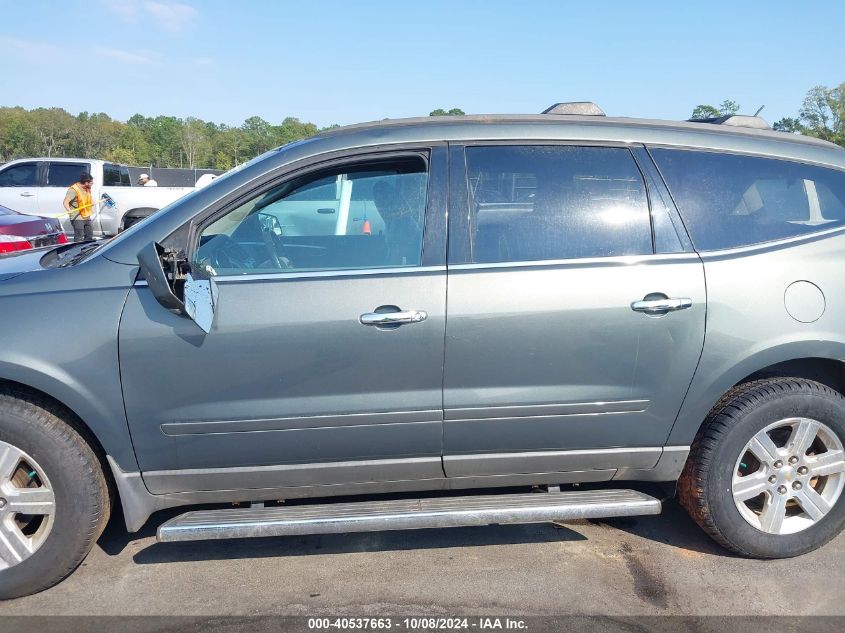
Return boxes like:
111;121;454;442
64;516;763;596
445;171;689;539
71;183;93;220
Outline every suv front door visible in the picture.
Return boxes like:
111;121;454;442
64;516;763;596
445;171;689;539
118;147;448;494
442;144;705;478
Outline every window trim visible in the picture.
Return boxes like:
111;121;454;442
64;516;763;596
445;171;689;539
632;147;694;253
183;145;447;275
646;145;845;253
452;142;657;266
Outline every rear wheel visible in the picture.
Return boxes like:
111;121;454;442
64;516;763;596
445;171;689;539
679;378;845;558
0;389;110;599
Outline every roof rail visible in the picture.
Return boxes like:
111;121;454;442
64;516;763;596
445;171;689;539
543;102;605;116
688;114;771;130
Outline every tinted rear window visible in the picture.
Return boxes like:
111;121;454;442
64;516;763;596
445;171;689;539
466;145;652;263
651;149;845;251
103;163;125;186
46;163;89;187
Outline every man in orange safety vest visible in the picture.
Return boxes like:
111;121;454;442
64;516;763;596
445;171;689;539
63;172;96;242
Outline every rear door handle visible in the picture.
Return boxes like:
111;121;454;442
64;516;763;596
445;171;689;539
19;192;35;197
631;297;692;314
360;310;428;326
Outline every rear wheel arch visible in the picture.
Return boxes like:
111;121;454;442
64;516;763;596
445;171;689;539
670;348;845;447
120;207;158;231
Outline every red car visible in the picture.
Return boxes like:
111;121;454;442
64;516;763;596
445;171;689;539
0;204;67;254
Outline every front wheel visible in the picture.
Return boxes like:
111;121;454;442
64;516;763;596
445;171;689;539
679;378;845;558
0;388;110;599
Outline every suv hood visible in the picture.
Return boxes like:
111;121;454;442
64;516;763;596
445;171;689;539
0;248;49;281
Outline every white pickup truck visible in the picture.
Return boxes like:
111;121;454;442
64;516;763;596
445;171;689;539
0;157;193;236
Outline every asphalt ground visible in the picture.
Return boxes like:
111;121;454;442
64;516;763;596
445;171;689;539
1;482;843;626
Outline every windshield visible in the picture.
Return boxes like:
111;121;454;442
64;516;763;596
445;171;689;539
0;205;15;216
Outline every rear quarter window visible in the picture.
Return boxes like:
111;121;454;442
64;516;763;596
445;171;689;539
651;148;845;251
103;163;127;186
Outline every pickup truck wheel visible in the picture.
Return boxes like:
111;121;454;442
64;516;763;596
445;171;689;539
678;378;845;558
0;390;110;599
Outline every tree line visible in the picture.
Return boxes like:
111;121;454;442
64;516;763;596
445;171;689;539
691;82;845;146
0;108;328;170
0;106;468;170
0;84;841;171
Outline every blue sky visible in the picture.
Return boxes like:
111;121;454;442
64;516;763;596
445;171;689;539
2;1;843;128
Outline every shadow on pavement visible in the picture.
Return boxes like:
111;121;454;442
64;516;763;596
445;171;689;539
129;522;587;565
96;483;733;565
588;494;736;558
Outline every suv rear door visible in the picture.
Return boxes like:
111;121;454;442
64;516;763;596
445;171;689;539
442;143;705;478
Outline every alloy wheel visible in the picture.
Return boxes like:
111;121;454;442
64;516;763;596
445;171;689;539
732;418;845;534
0;440;56;570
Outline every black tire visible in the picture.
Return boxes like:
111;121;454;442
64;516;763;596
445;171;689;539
0;387;110;599
678;377;845;558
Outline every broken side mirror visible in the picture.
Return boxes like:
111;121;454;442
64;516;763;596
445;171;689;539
183;271;218;334
137;241;218;334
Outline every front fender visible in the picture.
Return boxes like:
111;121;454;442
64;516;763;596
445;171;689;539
0;256;140;471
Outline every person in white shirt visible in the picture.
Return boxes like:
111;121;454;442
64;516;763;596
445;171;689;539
137;173;158;187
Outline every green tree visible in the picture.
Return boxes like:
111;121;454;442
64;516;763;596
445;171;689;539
772;117;803;133
690;100;740;120
242;115;273;157
30;107;75;157
798;83;845;145
0;107;39;161
429;108;465;116
180;117;210;169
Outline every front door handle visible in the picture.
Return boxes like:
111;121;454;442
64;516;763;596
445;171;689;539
631;297;692;314
360;309;428;326
19;192;35;197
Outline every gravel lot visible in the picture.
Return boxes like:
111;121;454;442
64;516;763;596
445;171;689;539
1;483;843;626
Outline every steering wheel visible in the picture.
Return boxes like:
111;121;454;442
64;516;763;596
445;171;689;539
200;235;256;271
258;220;287;269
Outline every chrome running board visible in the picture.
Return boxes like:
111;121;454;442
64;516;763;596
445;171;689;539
157;489;660;542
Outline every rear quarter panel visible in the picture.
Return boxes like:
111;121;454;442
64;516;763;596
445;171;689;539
668;230;845;445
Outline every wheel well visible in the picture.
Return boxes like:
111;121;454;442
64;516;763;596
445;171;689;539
0;378;116;502
120;207;158;231
737;357;845;396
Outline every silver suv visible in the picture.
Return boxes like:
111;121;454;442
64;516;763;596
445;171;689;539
2;103;845;598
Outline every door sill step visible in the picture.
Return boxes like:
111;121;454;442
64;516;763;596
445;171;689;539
157;489;660;542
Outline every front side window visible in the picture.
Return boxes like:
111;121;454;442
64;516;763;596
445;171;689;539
0;163;38;187
194;156;428;275
650;149;845;251
46;163;89;187
465;146;652;263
